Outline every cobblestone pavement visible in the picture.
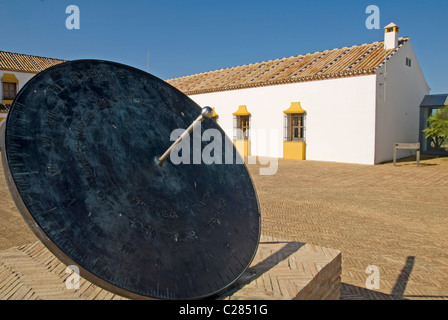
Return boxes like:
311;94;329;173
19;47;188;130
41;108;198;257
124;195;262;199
1;153;448;299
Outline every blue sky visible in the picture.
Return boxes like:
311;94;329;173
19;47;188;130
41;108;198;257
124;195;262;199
1;0;447;93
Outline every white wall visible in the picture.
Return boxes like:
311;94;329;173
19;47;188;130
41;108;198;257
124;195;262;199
374;41;430;163
190;74;378;165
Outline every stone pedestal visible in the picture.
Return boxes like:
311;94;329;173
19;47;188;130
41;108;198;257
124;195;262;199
221;235;341;300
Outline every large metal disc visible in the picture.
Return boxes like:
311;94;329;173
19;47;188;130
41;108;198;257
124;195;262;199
1;60;260;299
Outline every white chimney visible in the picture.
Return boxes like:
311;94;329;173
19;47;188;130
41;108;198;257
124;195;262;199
384;22;399;50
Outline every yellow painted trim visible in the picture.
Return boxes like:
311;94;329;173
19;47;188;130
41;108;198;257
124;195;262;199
233;139;250;157
232;105;251;116
1;73;19;83
2;99;13;105
283;102;306;114
385;26;399;33
211;107;219;118
283;141;306;160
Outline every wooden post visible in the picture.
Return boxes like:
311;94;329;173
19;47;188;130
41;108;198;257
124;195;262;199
416;148;420;167
393;144;397;166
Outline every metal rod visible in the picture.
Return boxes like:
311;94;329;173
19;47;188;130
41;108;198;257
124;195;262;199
156;106;214;165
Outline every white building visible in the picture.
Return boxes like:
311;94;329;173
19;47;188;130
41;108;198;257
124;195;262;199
0;24;430;165
167;23;430;165
0;51;65;123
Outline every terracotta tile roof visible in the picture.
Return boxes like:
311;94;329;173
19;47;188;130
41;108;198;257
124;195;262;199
0;51;66;73
167;38;409;95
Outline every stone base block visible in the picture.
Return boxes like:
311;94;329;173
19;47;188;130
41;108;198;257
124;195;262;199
220;235;341;300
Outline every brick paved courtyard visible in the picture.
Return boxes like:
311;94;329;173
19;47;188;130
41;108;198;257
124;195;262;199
248;155;448;300
1;153;448;299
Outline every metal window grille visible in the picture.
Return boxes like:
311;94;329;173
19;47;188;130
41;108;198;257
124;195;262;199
284;113;306;142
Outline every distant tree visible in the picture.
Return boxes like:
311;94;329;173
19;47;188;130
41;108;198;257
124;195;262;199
423;105;448;150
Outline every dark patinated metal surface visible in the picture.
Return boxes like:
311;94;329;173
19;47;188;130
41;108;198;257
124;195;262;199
1;60;260;299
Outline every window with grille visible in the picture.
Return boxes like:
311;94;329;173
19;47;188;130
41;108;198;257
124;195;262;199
3;82;17;100
284;113;305;142
234;115;250;140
